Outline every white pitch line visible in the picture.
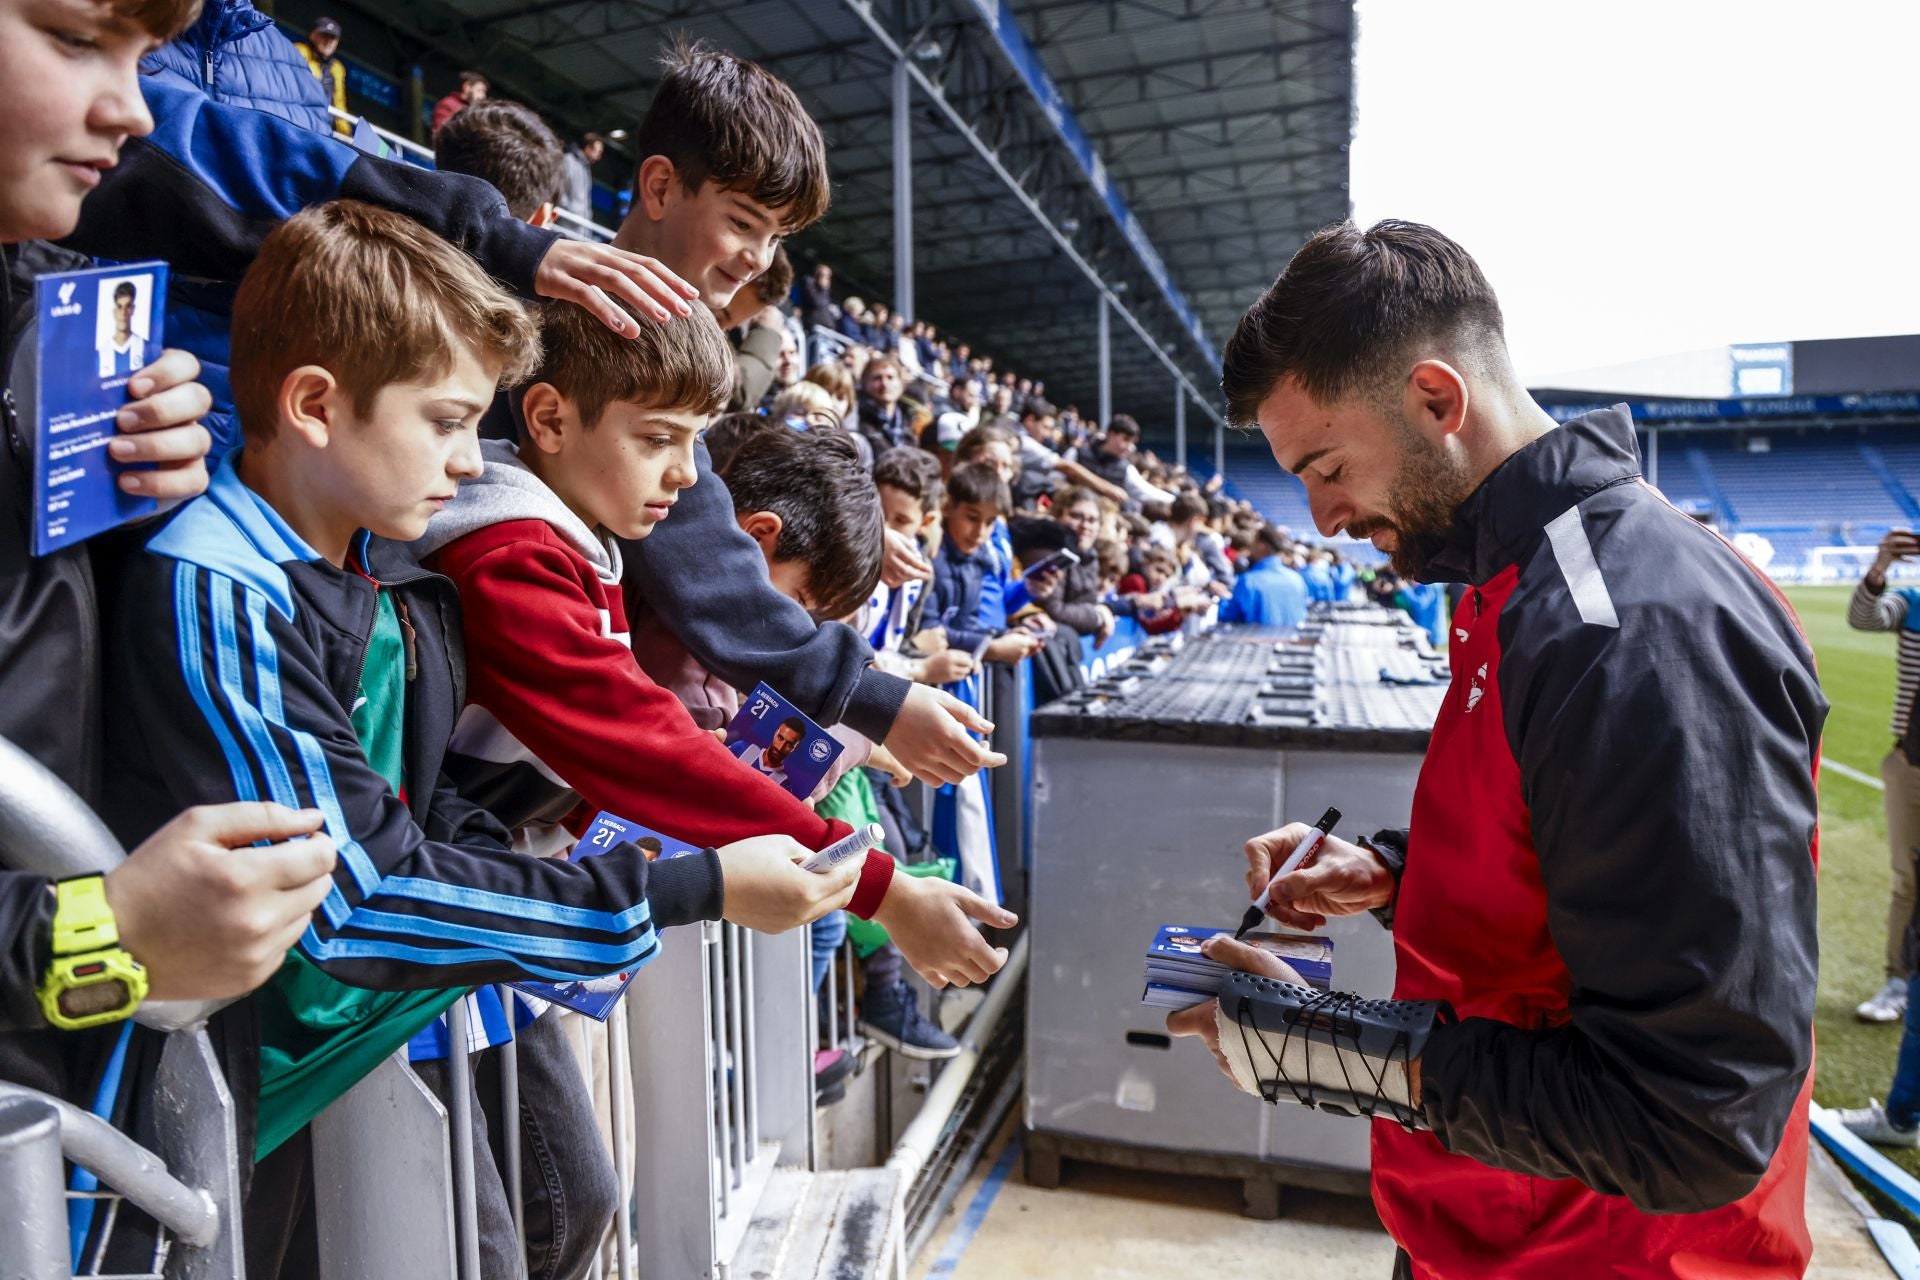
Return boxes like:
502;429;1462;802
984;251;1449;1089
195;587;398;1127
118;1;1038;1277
1821;758;1886;791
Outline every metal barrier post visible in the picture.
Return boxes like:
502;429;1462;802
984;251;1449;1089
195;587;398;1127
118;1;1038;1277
606;999;635;1280
826;938;842;1053
840;939;858;1049
748;927;814;1169
709;926;733;1221
626;922;721;1278
1175;383;1187;470
313;1053;459;1279
446;1001;482;1280
989;659;1030;921
497;993;524;1255
727;925;748;1189
153;1028;246;1279
742;931;760;1152
0;1097;74;1279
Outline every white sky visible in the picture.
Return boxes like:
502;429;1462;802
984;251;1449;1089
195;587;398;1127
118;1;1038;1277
1349;0;1920;384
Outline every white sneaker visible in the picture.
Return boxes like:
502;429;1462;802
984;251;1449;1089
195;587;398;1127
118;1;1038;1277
1834;1099;1920;1148
1857;977;1909;1023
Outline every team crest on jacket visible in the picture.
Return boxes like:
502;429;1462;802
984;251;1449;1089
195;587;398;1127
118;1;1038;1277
1466;662;1487;713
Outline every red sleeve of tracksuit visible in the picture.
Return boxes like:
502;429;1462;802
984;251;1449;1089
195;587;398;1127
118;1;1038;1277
432;522;894;918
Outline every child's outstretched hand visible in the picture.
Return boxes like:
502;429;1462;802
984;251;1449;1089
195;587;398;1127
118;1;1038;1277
715;835;861;933
983;633;1042;664
535;240;699;332
871;872;1017;988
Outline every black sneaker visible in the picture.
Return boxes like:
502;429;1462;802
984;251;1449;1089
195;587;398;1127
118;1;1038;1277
814;1048;854;1106
858;980;960;1060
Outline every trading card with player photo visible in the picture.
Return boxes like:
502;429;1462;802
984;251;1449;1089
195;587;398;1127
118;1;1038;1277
510;810;701;1020
723;682;844;799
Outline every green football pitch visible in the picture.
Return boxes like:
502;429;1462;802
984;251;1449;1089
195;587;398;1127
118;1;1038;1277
1788;584;1916;1175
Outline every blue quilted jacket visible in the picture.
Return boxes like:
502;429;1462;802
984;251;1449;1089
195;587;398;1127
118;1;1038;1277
62;0;558;460
142;0;334;135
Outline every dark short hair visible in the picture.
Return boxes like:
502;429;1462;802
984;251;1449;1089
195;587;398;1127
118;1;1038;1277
1021;398;1057;422
581;131;604;148
1253;524;1289;557
527;297;733;428
946;462;1009;515
873;446;943;515
1220;218;1505;426
113;281;137;301
635;38;830;232
432;100;564;220
1105;414;1140;439
1169;492;1207;525
778;715;805;734
1009;514;1071;563
459;70;488;88
722;430;883;621
703;410;778;472
755;244;795;306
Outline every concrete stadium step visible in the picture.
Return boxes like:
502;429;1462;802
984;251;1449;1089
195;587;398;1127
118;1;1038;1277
732;1167;905;1280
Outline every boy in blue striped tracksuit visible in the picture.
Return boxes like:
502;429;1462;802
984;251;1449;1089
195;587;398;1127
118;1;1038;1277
101;204;861;1280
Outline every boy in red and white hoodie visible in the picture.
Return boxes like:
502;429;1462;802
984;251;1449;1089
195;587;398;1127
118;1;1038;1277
415;298;1016;985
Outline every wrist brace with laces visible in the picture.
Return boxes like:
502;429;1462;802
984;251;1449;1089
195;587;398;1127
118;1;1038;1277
1215;973;1452;1131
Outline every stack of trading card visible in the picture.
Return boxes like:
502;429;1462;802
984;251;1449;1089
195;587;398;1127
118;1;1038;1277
1141;925;1334;1011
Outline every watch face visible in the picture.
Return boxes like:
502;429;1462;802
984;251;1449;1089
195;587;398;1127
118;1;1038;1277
59;979;131;1019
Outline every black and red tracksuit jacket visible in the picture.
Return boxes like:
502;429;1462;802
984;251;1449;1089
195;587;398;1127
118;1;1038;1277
1375;407;1826;1277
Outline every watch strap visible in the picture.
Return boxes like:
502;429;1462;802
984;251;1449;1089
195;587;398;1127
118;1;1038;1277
51;875;119;956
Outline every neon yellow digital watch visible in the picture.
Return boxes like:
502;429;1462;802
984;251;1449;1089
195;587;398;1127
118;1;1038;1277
38;874;147;1031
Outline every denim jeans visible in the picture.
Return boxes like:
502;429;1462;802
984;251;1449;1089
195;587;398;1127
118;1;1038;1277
811;910;849;992
413;1012;619;1280
1887;970;1920;1130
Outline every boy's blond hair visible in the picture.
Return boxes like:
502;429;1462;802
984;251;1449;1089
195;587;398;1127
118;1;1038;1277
230;201;539;442
525;298;733;428
770;380;840;426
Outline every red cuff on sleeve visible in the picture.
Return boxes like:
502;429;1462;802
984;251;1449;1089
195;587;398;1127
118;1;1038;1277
848;847;896;920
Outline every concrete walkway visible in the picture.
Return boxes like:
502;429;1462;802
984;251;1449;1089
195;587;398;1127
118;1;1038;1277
913;1122;1893;1279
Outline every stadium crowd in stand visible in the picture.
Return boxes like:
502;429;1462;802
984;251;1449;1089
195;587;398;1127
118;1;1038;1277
0;1;1408;1275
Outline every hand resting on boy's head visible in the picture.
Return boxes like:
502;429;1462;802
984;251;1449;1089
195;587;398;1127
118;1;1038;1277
534;239;699;333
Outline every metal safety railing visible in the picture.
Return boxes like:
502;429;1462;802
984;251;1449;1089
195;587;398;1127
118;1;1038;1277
328;109;618;243
0;737;244;1279
806;324;954;401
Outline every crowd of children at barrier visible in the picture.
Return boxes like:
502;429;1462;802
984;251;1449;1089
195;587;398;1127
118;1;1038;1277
0;1;1378;1274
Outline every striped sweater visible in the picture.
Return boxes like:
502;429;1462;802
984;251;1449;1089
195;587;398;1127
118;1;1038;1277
1848;577;1920;738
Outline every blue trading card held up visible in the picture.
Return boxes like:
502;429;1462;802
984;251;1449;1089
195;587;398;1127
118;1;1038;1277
509;810;701;1021
32;261;168;556
725;682;843;799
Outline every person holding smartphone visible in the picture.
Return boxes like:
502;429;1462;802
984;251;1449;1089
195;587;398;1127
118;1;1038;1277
1844;527;1920;1025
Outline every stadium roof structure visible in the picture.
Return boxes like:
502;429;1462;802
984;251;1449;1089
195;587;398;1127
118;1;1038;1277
318;0;1355;433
